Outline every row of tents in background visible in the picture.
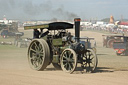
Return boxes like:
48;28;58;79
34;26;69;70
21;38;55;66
1;15;128;37
80;16;128;34
80;21;128;35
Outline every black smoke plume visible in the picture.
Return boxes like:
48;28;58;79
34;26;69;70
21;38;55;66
0;0;78;21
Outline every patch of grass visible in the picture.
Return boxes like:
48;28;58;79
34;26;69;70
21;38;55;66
0;44;27;58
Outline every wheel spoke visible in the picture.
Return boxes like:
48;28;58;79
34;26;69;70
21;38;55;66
63;60;67;62
83;62;87;66
38;53;43;64
63;55;68;60
89;52;92;59
70;63;73;69
30;53;36;60
34;42;39;51
90;57;94;60
69;53;73;59
84;63;87;67
88;63;91;68
30;56;35;61
91;62;94;66
33;61;38;68
33;56;42;68
39;52;44;57
70;59;74;63
39;43;43;51
38;58;42;65
30;48;36;53
64;63;68;69
68;63;72;70
66;51;69;58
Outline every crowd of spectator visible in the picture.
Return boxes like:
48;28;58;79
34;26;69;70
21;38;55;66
84;25;128;35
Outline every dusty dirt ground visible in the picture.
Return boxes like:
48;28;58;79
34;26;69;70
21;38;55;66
0;28;128;85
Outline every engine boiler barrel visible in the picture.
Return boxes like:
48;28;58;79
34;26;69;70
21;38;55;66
74;18;81;42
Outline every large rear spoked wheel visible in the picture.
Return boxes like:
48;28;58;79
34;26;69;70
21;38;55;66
28;39;50;71
82;49;98;73
60;48;77;74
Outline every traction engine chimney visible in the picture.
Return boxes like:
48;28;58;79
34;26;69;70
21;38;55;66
74;18;81;42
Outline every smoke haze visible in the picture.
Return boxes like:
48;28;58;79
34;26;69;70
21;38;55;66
0;0;78;21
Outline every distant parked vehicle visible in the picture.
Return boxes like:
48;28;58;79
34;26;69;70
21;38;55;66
0;22;24;38
113;36;128;56
102;34;123;48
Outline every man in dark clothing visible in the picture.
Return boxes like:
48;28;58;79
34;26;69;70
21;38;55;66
1;28;8;38
33;29;40;38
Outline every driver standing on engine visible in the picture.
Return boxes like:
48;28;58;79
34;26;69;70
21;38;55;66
33;29;40;38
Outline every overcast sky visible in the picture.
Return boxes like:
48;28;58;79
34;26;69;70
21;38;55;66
0;0;128;21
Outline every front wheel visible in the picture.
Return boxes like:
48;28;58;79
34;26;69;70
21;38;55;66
60;48;77;74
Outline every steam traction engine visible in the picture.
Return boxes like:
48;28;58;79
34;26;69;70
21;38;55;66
113;36;128;56
24;18;98;73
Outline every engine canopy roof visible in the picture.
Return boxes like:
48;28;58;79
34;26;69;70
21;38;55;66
24;22;73;30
